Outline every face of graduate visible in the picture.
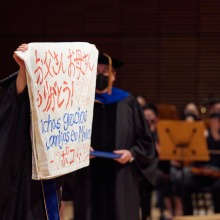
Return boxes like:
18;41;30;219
96;64;116;94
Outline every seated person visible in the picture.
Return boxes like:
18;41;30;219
169;102;201;216
141;103;177;220
182;99;220;215
181;102;201;121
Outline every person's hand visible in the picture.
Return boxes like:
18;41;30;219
113;149;133;164
90;146;95;159
14;43;28;94
13;43;28;70
171;160;182;168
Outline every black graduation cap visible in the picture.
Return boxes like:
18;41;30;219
98;53;124;69
97;53;124;94
0;71;18;88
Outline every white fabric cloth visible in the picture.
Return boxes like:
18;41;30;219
16;42;98;179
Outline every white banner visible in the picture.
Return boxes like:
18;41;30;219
16;42;98;179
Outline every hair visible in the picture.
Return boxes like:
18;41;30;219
143;103;158;116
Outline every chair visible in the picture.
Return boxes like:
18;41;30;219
173;214;220;220
156;103;179;120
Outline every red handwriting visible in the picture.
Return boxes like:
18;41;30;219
49;143;90;171
34;49;94;82
37;80;74;112
50;146;75;169
33;48;95;112
75;142;90;163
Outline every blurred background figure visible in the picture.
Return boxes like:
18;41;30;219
169;102;202;218
136;95;148;108
182;98;220;215
181;102;201;122
141;103;175;220
140;103;159;220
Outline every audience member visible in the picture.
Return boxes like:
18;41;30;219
169;102;202;217
181;102;201;121
182;99;220;215
136;95;147;107
142;103;176;220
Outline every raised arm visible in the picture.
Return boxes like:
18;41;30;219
13;44;28;94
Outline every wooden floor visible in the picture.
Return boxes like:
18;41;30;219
150;191;216;220
173;214;220;220
60;191;217;220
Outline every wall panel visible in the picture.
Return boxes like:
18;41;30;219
1;0;220;113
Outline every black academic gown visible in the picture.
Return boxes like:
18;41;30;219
0;75;67;220
73;95;158;220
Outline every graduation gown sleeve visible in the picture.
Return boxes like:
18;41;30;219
0;76;75;220
0;81;26;213
0;80;49;220
116;95;158;187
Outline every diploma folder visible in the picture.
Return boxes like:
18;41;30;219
90;151;122;159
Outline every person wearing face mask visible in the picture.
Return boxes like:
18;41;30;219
63;53;158;220
181;102;201;122
141;103;182;220
182;99;220;215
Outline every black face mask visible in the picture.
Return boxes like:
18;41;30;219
96;74;109;91
183;113;199;121
209;112;220;119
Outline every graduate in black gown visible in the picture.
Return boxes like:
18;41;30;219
70;53;158;220
0;44;68;220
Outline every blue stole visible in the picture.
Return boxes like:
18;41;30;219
95;87;129;104
42;180;60;220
